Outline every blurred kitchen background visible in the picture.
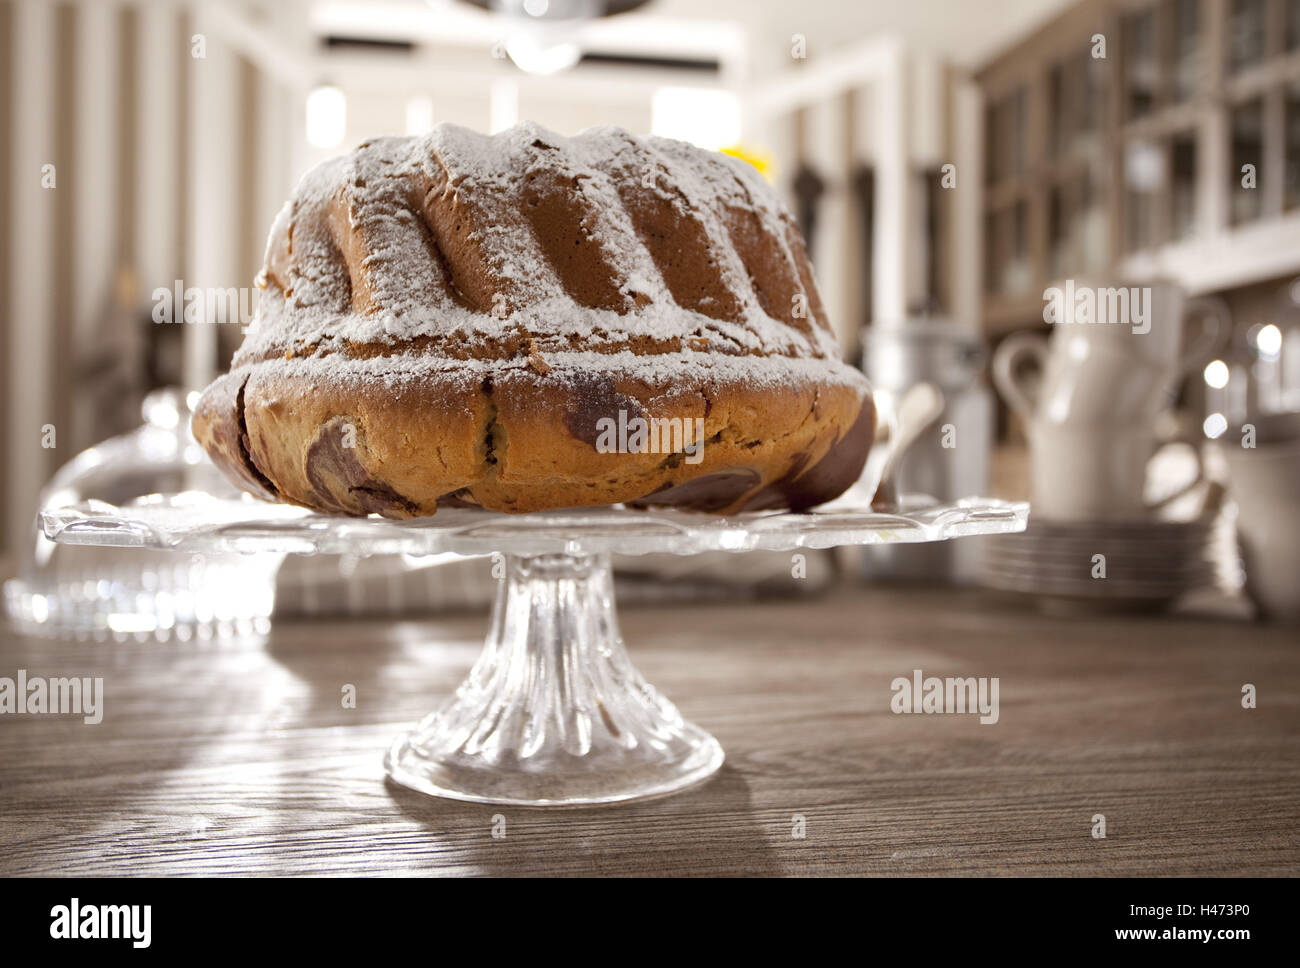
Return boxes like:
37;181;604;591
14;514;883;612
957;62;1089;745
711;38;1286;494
3;0;1300;630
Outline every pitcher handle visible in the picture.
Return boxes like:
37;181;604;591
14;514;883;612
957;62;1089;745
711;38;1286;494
992;331;1049;421
1145;435;1206;512
1178;295;1231;377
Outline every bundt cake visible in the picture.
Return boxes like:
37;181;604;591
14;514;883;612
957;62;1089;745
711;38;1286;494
193;121;873;516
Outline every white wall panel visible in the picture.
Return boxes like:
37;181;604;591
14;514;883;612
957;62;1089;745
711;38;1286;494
7;0;56;557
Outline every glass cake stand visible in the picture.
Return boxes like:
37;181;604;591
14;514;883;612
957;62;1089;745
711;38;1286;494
40;491;1027;806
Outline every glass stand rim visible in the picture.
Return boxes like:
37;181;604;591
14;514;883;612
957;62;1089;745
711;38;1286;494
38;494;1027;806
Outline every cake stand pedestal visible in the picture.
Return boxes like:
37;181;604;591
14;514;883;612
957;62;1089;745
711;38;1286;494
41;493;1027;806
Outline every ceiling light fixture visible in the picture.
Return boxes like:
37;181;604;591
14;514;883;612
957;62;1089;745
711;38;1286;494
450;0;651;75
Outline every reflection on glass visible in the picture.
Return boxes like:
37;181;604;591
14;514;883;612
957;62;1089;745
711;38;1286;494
1006;201;1030;295
1049;173;1106;276
1172;0;1201;101
1229;0;1266;72
986;203;1032;296
1286;84;1300;210
984;210;998;294
1049;65;1066;159
984;108;995;186
986;88;1028;184
1232;98;1265;223
1050;52;1100;159
1125;9;1158;118
1124;139;1164;252
1171;133;1197;240
1006;90;1026;179
1049;182;1068;277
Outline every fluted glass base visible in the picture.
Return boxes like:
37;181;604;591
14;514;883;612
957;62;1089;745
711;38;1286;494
384;553;724;806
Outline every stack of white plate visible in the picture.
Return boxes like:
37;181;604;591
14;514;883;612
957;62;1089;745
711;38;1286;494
979;518;1220;612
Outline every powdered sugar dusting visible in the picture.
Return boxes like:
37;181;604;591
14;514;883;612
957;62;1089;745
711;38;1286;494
253;348;868;400
237;121;856;389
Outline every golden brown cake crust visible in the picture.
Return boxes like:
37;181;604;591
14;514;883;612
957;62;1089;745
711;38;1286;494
193;122;873;517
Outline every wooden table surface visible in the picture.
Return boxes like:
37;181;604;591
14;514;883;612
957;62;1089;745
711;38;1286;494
2;584;1297;877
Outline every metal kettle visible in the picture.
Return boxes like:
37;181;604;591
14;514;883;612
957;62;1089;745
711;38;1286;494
859;320;994;582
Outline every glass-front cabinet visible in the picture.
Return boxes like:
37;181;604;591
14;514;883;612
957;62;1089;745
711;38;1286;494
978;0;1300;333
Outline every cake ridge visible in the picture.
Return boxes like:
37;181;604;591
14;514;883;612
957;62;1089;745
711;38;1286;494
241;121;839;372
337;136;461;318
197;121;874;518
580;126;749;326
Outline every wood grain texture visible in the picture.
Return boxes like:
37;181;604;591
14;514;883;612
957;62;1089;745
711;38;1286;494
1;585;1297;877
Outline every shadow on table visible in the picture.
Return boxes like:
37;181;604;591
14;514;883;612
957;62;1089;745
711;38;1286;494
384;764;781;876
263;615;463;729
